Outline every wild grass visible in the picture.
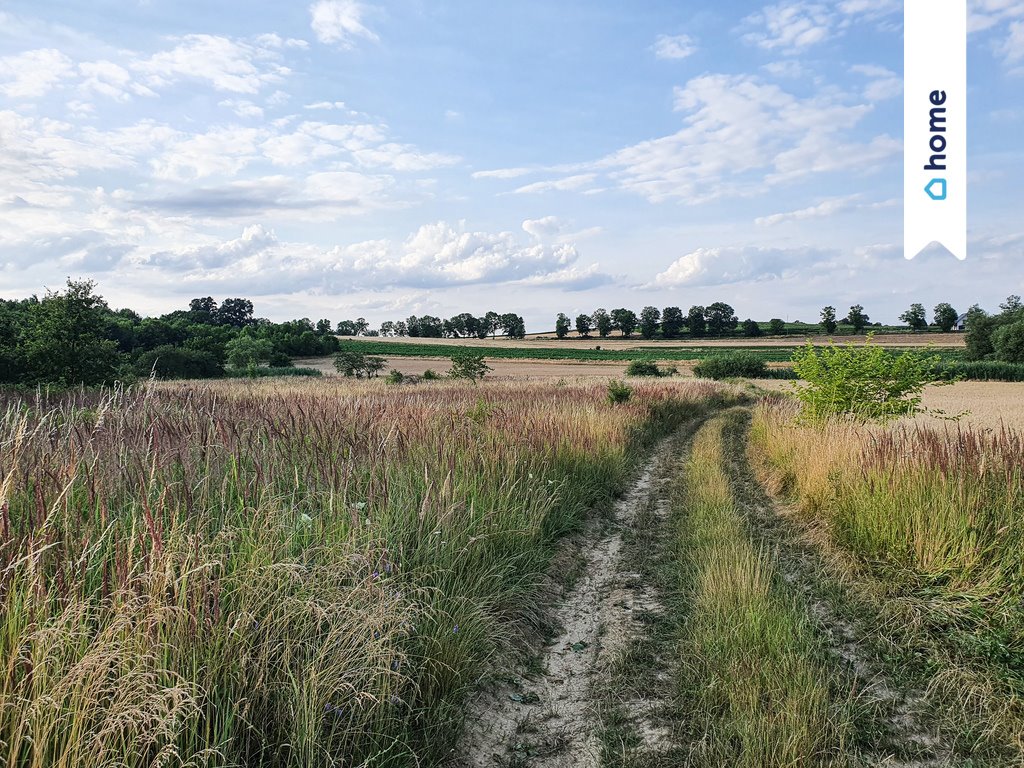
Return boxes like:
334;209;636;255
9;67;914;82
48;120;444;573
750;398;1024;758
0;377;727;767
671;410;853;767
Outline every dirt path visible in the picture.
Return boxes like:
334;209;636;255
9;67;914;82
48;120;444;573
719;410;953;767
451;424;698;768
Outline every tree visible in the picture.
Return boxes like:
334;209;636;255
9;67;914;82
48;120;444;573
188;297;218;324
575;313;593;338
21;279;120;386
218;298;254;328
661;306;685;338
639;306;660;340
449;351;492;383
687;306;706;337
842;305;869;334
315;319;333;335
592;308;613;338
705;302;738;336
1000;295;1022;314
611;308;637;338
555;313;571;339
900;303;928;332
820;306;838;335
499;312;526;339
993;320;1024;363
933;302;959;333
767;318;786;336
741;318;763;337
333;348;386;378
135;345;224;379
394;321;408;337
483;311;501;339
379;321;396;337
225;336;274;369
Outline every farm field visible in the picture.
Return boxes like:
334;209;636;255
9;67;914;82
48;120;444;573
2;375;1022;767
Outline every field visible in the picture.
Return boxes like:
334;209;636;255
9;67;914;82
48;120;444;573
2;372;1023;767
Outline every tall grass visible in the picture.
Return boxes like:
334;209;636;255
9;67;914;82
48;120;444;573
750;398;1024;756
0;377;726;767
672;410;852;766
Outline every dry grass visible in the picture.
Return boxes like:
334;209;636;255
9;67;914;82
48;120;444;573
0;377;732;767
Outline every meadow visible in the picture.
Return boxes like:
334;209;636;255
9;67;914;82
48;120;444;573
0;377;729;768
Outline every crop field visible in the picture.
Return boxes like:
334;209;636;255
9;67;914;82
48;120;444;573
2;375;1022;767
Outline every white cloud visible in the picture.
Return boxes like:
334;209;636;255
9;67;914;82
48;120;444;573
653;245;829;287
131;34;290;93
851;64;901;100
309;0;378;48
150;126;264;181
219;99;265;119
522;216;562;240
79;59;156;101
0;48;74;98
305;100;347;110
742;2;834;53
755;195;862;225
513;173;597;194
653;34;697;60
472;167;534;180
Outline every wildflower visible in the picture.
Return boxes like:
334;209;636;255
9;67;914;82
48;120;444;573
452;624;459;634
391;658;400;671
373;630;381;640
372;570;380;579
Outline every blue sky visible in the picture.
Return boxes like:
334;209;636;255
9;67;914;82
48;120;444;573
1;0;1022;328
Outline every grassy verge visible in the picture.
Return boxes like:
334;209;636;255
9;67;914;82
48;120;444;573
670;410;855;766
750;400;1024;760
0;378;730;767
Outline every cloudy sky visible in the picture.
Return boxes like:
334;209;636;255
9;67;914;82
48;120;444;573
1;1;1022;328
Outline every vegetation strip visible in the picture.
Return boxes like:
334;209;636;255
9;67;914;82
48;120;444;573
667;409;856;767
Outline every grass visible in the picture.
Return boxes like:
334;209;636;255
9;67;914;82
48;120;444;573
0;377;727;767
669;410;854;767
749;398;1024;759
340;340;966;364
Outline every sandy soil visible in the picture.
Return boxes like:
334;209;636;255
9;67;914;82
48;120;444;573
343;333;964;350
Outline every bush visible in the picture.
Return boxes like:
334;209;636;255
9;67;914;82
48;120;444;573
386;369;404;384
134;345;224;380
422;368;439;380
267;351;294;367
449;351;492;383
791;337;941;422
607;379;633;404
768;318;786;336
693;352;768;380
224;366;322;378
334;348;387;378
625;359;662;377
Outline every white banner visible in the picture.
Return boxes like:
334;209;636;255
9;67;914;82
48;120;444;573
904;0;967;260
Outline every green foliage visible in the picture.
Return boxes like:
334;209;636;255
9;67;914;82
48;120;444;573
820;306;838;335
555;312;571;339
225;336;274;369
224;366;322;378
134;345;224;380
386;369;405;384
767;318;786;336
611;308;638;337
900;302;928;331
624;359;675;377
694;352;773;380
575;313;593;338
933;302;959;333
448;351;492;383
741;318;763;338
704;302;738;337
992;319;1024;363
661;306;685;338
606;378;633;404
936;360;1024;382
791;337;942;422
333;347;387;378
639;306;661;340
687;305;706;337
592;308;613;338
845;304;869;334
422;368;440;380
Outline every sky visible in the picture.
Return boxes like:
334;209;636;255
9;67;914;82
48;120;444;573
1;0;1022;329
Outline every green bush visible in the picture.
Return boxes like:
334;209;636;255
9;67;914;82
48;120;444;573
134;345;224;379
422;368;439;380
607;379;633;404
386;369;405;384
449;351;492;383
791;337;941;422
224;366;322;378
625;359;663;377
693;352;768;379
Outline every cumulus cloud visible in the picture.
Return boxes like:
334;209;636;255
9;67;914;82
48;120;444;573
513;174;597;194
653;34;697;60
0;48;74;98
309;0;378;47
850;64;902;100
653;245;831;287
79;59;157;101
472;167;534;180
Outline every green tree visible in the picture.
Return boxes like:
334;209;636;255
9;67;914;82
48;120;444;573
791;337;942;422
499;312;526;339
845;304;869;334
705;302;739;336
449;350;492;383
483;311;501;339
639;306;660;340
22;279;120;386
555;313;571;339
932;302;959;333
225;336;274;369
687;306;706;337
993;320;1024;363
592;308;613;338
820;306;838;335
611;308;638;338
575;313;593;338
218;298;254;328
900;303;928;331
661;306;685;338
767;318;786;336
741;318;763;337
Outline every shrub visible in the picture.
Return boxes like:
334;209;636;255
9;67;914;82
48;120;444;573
693;352;768;380
134;345;224;380
267;350;294;367
768;318;786;336
607;378;633;404
422;368;439;380
224;366;321;378
334;348;387;378
791;337;942;422
936;360;1024;382
625;359;663;377
386;369;405;384
449;351;492;383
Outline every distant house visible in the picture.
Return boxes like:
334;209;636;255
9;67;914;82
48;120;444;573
954;312;969;331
